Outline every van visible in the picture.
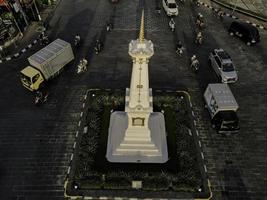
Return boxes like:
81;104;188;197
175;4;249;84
228;21;260;45
204;84;239;134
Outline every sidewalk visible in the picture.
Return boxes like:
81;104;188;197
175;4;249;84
0;0;61;60
198;0;267;28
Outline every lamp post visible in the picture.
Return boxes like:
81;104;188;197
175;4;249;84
33;0;41;21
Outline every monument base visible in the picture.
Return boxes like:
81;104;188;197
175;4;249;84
106;111;168;163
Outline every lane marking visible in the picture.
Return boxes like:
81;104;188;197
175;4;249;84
199;140;202;147
204;164;208;173
70;153;73;161
80;112;83;117
73;142;76;149
78;121;81;127
201;152;205;160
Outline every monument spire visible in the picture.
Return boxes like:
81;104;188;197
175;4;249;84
139;10;145;42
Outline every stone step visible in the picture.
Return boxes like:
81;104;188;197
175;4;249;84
120;140;156;147
116;145;158;151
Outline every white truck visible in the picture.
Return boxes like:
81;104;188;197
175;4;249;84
204;83;239;134
20;39;74;91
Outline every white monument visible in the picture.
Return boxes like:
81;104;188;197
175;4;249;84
106;11;168;163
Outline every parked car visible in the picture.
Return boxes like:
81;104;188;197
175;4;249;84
228;21;260;46
162;0;178;16
209;48;238;83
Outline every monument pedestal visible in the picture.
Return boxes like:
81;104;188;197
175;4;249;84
106;111;168;163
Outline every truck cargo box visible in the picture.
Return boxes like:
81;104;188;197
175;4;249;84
28;39;74;80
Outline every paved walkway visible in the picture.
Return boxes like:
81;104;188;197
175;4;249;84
221;0;267;16
1;0;61;59
199;0;267;27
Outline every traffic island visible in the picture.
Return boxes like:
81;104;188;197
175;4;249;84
64;90;211;199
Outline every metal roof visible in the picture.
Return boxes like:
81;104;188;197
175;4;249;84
28;39;69;65
208;83;238;110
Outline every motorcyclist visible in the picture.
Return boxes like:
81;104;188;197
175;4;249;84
191;55;200;71
77;58;88;74
34;90;48;105
155;6;161;14
106;21;113;32
94;39;103;54
169;18;175;32
196;31;203;44
36;90;43;100
176;41;184;56
196;13;204;28
197;13;203;21
74;34;81;46
217;9;224;20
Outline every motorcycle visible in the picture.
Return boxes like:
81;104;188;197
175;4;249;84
195;32;203;45
106;22;113;32
74;35;81;47
190;56;200;73
176;47;184;56
94;40;103;54
155;6;161;15
40;35;49;45
196;19;205;29
217;11;224;20
169;19;175;32
77;59;88;74
34;91;49;106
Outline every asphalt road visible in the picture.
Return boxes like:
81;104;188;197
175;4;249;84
0;0;266;199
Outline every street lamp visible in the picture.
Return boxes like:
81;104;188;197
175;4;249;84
33;0;41;21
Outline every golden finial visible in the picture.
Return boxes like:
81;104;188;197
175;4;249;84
139;10;145;42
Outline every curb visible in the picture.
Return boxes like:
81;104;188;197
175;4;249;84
197;0;267;31
0;31;45;63
64;89;213;200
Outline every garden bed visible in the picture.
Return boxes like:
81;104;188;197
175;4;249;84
66;90;208;198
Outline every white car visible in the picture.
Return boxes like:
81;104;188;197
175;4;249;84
209;49;238;83
162;0;178;16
